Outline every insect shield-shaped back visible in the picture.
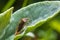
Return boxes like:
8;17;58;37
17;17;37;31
15;18;28;35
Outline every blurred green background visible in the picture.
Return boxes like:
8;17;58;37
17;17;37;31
0;0;54;12
0;0;59;12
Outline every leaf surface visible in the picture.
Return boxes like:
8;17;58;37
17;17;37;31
0;7;13;39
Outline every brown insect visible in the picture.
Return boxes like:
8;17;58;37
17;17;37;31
15;18;28;35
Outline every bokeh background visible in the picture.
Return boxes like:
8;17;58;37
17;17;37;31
0;0;58;13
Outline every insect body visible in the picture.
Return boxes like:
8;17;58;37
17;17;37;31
15;18;28;35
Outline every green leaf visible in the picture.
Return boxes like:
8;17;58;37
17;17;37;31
0;7;13;39
1;1;60;40
5;35;15;40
